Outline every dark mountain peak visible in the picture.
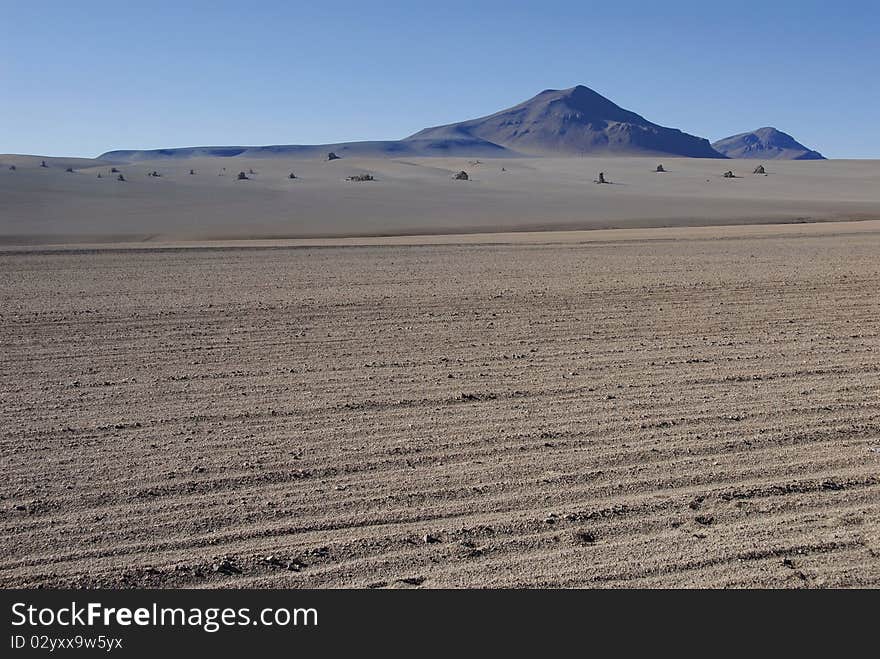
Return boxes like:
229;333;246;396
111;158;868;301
407;85;724;158
537;84;607;102
523;85;644;124
712;128;824;160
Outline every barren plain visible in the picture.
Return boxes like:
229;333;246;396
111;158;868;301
2;221;879;588
3;156;880;244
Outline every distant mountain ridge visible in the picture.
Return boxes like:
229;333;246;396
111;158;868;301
712;127;825;160
100;137;513;162
100;86;829;161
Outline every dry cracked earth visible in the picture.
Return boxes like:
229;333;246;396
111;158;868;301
1;227;879;588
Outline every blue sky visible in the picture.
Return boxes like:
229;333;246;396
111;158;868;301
2;0;878;158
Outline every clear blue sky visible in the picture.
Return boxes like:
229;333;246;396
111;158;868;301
2;0;878;158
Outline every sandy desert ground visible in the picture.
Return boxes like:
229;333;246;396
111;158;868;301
1;221;879;588
2;155;880;244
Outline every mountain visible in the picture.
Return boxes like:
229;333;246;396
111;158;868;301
99;84;726;161
405;85;725;158
100;137;513;162
711;127;825;160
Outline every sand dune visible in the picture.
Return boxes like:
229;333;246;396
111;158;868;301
1;155;879;245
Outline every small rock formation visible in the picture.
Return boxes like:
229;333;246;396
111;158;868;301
572;529;597;545
722;170;736;178
117;174;126;182
453;170;469;180
327;152;340;161
237;171;249;180
346;174;374;182
655;164;665;172
753;164;765;174
212;558;241;575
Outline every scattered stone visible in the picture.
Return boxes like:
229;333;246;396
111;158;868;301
458;540;484;557
423;533;441;544
695;514;714;526
237;171;249;180
753;164;765;174
212;558;240;575
327;152;340;161
722;170;736;178
396;576;425;586
117;174;126;182
572;530;597;544
453;170;469;180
